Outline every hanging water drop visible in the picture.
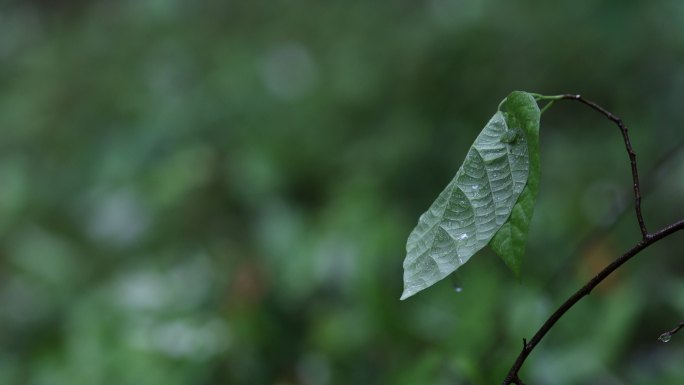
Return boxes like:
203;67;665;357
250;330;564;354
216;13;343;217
451;274;464;293
658;332;672;343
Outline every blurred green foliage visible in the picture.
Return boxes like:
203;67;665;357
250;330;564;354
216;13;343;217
1;1;684;384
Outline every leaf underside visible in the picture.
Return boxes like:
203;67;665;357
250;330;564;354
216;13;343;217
489;92;541;277
401;91;539;300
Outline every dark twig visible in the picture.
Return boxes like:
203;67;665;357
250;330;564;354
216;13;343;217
558;94;649;239
658;321;684;342
501;95;684;385
502;219;684;384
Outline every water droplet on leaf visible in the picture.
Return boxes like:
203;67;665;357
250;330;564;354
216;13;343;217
500;128;520;144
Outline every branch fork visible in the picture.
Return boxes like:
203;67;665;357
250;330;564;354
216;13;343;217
501;94;684;385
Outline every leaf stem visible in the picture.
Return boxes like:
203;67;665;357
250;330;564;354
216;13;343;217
539;100;556;115
530;93;566;101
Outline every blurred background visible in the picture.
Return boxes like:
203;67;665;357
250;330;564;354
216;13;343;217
1;1;684;384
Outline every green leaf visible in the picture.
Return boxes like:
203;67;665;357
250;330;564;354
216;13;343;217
401;91;535;300
489;92;541;277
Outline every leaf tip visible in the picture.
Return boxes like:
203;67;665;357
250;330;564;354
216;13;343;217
399;287;414;301
504;253;523;279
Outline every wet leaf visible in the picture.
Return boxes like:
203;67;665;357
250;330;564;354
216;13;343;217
401;91;539;299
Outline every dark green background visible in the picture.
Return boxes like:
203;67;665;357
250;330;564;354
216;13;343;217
1;1;683;384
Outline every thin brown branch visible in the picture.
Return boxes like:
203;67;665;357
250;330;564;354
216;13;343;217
558;94;649;239
502;219;684;385
501;95;683;385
